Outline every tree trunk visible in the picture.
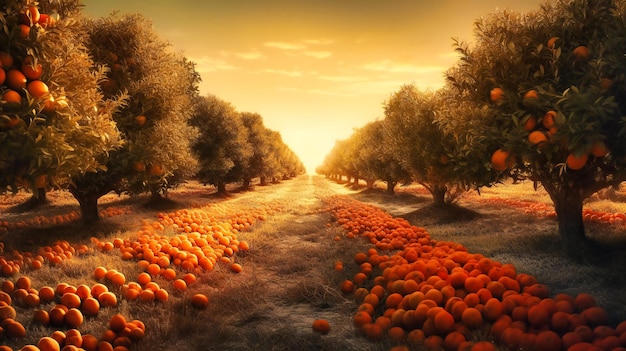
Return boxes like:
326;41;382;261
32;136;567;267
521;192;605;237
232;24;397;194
242;178;251;189
73;192;101;224
216;181;227;194
552;188;588;258
386;181;397;194
260;176;267;186
366;180;375;189
430;184;448;207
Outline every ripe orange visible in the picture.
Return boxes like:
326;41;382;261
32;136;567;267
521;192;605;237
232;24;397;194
81;297;100;316
6;69;27;90
542;110;557;129
28;80;49;98
523;116;537;131
64;308;84;328
149;165;164;176
98;291;117;307
135;115;146;126
523;90;538;100
33;309;50;326
312;319;330;334
0;68;5;85
3;89;22;106
0;52;13;67
528;131;548;146
26;6;41;23
590;141;608;157
191;293;209;309
462;307;483;329
22;56;43;80
547;37;559;49
490;149;512;171
566;153;589;170
61;292;82;309
490;87;505;103
573;45;590;61
37;336;60;351
133;162;146;172
433;310;456;334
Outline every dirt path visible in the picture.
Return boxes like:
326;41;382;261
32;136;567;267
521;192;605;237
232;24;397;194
171;176;382;351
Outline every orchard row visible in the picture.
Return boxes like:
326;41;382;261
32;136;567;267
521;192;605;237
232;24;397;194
323;195;625;351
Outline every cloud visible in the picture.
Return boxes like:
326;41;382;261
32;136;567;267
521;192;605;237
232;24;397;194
318;75;368;82
263;69;304;77
219;50;266;60
263;41;307;50
363;60;446;74
189;56;238;73
304;51;333;59
302;38;334;45
262;39;334;59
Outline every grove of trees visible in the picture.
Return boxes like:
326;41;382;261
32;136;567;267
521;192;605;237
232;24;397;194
0;0;304;222
318;0;626;259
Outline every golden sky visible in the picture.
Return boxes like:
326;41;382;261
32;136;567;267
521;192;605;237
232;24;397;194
81;0;543;173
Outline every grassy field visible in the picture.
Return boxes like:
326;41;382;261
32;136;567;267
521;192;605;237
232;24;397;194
0;176;624;350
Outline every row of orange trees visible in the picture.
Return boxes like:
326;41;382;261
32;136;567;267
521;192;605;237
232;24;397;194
0;0;305;222
317;0;626;259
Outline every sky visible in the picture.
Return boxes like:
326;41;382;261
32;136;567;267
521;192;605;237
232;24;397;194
81;0;543;174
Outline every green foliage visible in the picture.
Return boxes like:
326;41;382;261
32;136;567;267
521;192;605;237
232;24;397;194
190;95;252;189
444;0;626;197
0;0;122;194
81;13;200;197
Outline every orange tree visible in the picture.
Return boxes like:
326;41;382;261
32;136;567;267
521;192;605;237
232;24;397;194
383;84;462;206
443;0;626;256
261;130;305;183
357;120;412;193
68;13;200;222
190;94;252;194
0;0;122;206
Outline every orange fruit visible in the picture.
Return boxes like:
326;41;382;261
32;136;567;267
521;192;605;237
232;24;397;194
573;45;589;61
139;289;155;302
523;90;538;100
528;131;548;146
109;314;127;333
490;149;512;171
38;336;60;351
312;319;330;334
433;310;455;334
462;307;483;329
6;69;27;90
542;110;557;129
81;297;100;316
547;37;559;49
64;308;84;328
590;141;608;157
523;116;537;131
3;89;22;105
93;266;108;280
135;115;146;126
133;162;146;172
534;330;562;351
191;293;209;309
98;291;117;307
61;292;82;309
566;153;589;170
490;87;505;103
149;165;164;176
33;309;50;325
27;80;49;98
22;56;43;80
0;52;13;67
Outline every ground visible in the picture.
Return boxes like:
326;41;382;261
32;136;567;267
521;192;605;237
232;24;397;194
0;175;624;350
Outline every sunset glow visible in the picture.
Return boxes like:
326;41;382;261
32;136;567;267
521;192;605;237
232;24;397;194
82;0;542;173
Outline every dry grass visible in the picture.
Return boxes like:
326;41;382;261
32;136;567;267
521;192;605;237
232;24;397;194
1;176;626;350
